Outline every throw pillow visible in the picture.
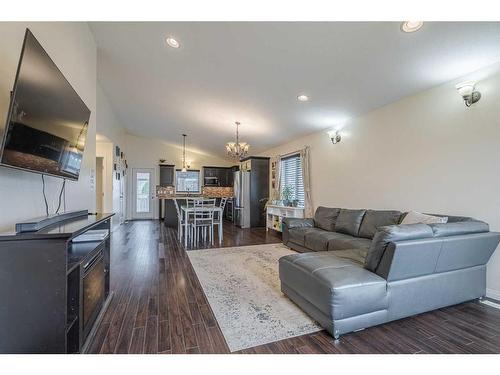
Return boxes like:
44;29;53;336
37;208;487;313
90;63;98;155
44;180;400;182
400;211;448;225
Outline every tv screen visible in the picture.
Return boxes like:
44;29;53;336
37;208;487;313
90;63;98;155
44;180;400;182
0;29;91;180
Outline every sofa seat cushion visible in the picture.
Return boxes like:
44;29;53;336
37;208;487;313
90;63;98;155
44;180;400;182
314;207;341;231
304;229;340;251
364;223;434;272
328;235;372;251
358;210;403;239
335;209;366;236
288;227;317;246
279;252;388;320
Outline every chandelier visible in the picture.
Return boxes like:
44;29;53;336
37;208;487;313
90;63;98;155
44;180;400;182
225;121;249;159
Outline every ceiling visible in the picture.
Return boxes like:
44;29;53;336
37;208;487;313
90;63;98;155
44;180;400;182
89;22;500;158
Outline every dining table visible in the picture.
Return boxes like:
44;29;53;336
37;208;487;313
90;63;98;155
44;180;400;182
181;205;223;247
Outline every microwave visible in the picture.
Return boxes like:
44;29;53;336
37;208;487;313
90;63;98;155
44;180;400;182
204;176;219;186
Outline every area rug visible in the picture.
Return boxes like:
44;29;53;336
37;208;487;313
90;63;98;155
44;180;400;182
187;243;322;352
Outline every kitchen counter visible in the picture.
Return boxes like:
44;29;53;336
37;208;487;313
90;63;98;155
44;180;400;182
156;186;234;200
156;194;203;200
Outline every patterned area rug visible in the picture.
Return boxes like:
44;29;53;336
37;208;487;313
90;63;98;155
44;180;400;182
187;243;322;352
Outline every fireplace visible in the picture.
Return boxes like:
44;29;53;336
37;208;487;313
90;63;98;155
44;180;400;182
81;246;105;340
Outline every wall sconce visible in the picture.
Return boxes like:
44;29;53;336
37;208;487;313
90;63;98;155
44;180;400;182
456;81;481;107
328;130;342;144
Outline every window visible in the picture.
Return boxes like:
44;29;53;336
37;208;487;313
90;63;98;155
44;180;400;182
135;172;151;212
280;154;304;207
176;170;200;193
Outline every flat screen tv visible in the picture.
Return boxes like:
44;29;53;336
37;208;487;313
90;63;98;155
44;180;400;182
0;29;91;181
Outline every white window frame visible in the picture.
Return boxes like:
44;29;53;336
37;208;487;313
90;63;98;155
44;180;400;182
175;169;201;193
279;153;305;207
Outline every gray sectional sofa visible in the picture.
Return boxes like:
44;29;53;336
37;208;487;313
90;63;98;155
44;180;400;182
279;207;500;339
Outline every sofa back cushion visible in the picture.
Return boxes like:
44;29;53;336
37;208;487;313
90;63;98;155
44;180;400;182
335;209;366;236
428;220;489;237
364;223;434;272
314;207;340;231
358;210;403;239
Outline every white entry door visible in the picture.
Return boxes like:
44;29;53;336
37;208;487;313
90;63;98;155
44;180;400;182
132;168;155;219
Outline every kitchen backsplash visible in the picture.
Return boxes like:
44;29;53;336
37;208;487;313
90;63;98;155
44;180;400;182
202;186;234;198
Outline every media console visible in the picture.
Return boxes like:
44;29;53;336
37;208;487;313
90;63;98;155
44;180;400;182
0;213;114;353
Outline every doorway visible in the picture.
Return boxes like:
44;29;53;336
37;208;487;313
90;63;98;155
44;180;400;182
96;157;104;213
132;168;155;219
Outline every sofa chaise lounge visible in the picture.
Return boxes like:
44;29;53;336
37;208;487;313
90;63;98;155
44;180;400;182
279;207;500;339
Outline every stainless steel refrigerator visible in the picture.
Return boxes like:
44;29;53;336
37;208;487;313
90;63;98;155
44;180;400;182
233;170;251;228
233;157;269;228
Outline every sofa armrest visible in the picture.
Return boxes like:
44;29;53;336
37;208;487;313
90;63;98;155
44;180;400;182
376;232;500;281
282;218;314;246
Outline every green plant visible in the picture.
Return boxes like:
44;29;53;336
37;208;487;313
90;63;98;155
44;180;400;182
281;185;294;202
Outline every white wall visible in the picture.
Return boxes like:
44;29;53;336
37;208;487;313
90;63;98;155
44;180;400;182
96;83;126;147
124;133;233;219
96;83;127;230
0;23;97;231
260;63;500;299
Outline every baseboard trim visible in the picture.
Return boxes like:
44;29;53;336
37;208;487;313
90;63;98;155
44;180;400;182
481;299;500;310
486;288;500;301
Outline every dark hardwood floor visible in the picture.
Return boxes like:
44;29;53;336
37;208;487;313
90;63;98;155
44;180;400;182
87;220;500;354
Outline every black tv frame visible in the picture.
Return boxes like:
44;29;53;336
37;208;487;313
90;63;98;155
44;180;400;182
0;28;91;181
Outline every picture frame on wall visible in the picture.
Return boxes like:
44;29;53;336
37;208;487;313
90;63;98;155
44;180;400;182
115;146;120;157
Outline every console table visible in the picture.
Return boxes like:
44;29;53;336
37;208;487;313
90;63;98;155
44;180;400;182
266;204;305;232
0;213;114;353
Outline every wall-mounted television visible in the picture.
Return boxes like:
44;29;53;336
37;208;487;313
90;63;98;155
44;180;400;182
0;29;91;181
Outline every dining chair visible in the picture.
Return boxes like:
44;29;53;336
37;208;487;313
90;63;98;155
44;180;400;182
212;197;228;242
191;198;216;246
173;198;191;242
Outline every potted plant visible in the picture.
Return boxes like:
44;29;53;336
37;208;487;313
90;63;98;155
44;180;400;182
281;185;294;206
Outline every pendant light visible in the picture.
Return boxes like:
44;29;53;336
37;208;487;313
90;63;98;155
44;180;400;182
225;121;249;160
181;134;187;172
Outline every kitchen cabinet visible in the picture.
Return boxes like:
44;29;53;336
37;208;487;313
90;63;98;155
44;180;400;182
203;166;238;187
218;168;228;186
159;165;175;186
203;167;216;178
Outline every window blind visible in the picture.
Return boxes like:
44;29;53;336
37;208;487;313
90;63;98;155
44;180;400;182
280;153;304;207
176;170;200;193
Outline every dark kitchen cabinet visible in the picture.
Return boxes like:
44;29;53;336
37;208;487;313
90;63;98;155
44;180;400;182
203;166;239;187
159;165;175;186
218;168;228;186
224;168;232;187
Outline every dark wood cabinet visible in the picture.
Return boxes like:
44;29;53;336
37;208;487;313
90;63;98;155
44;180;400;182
0;213;114;353
203;167;216;178
218;168;227;186
202;165;238;187
159;164;175;186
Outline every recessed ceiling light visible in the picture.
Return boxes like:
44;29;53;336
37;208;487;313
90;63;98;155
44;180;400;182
401;21;424;33
297;94;309;102
166;37;180;48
